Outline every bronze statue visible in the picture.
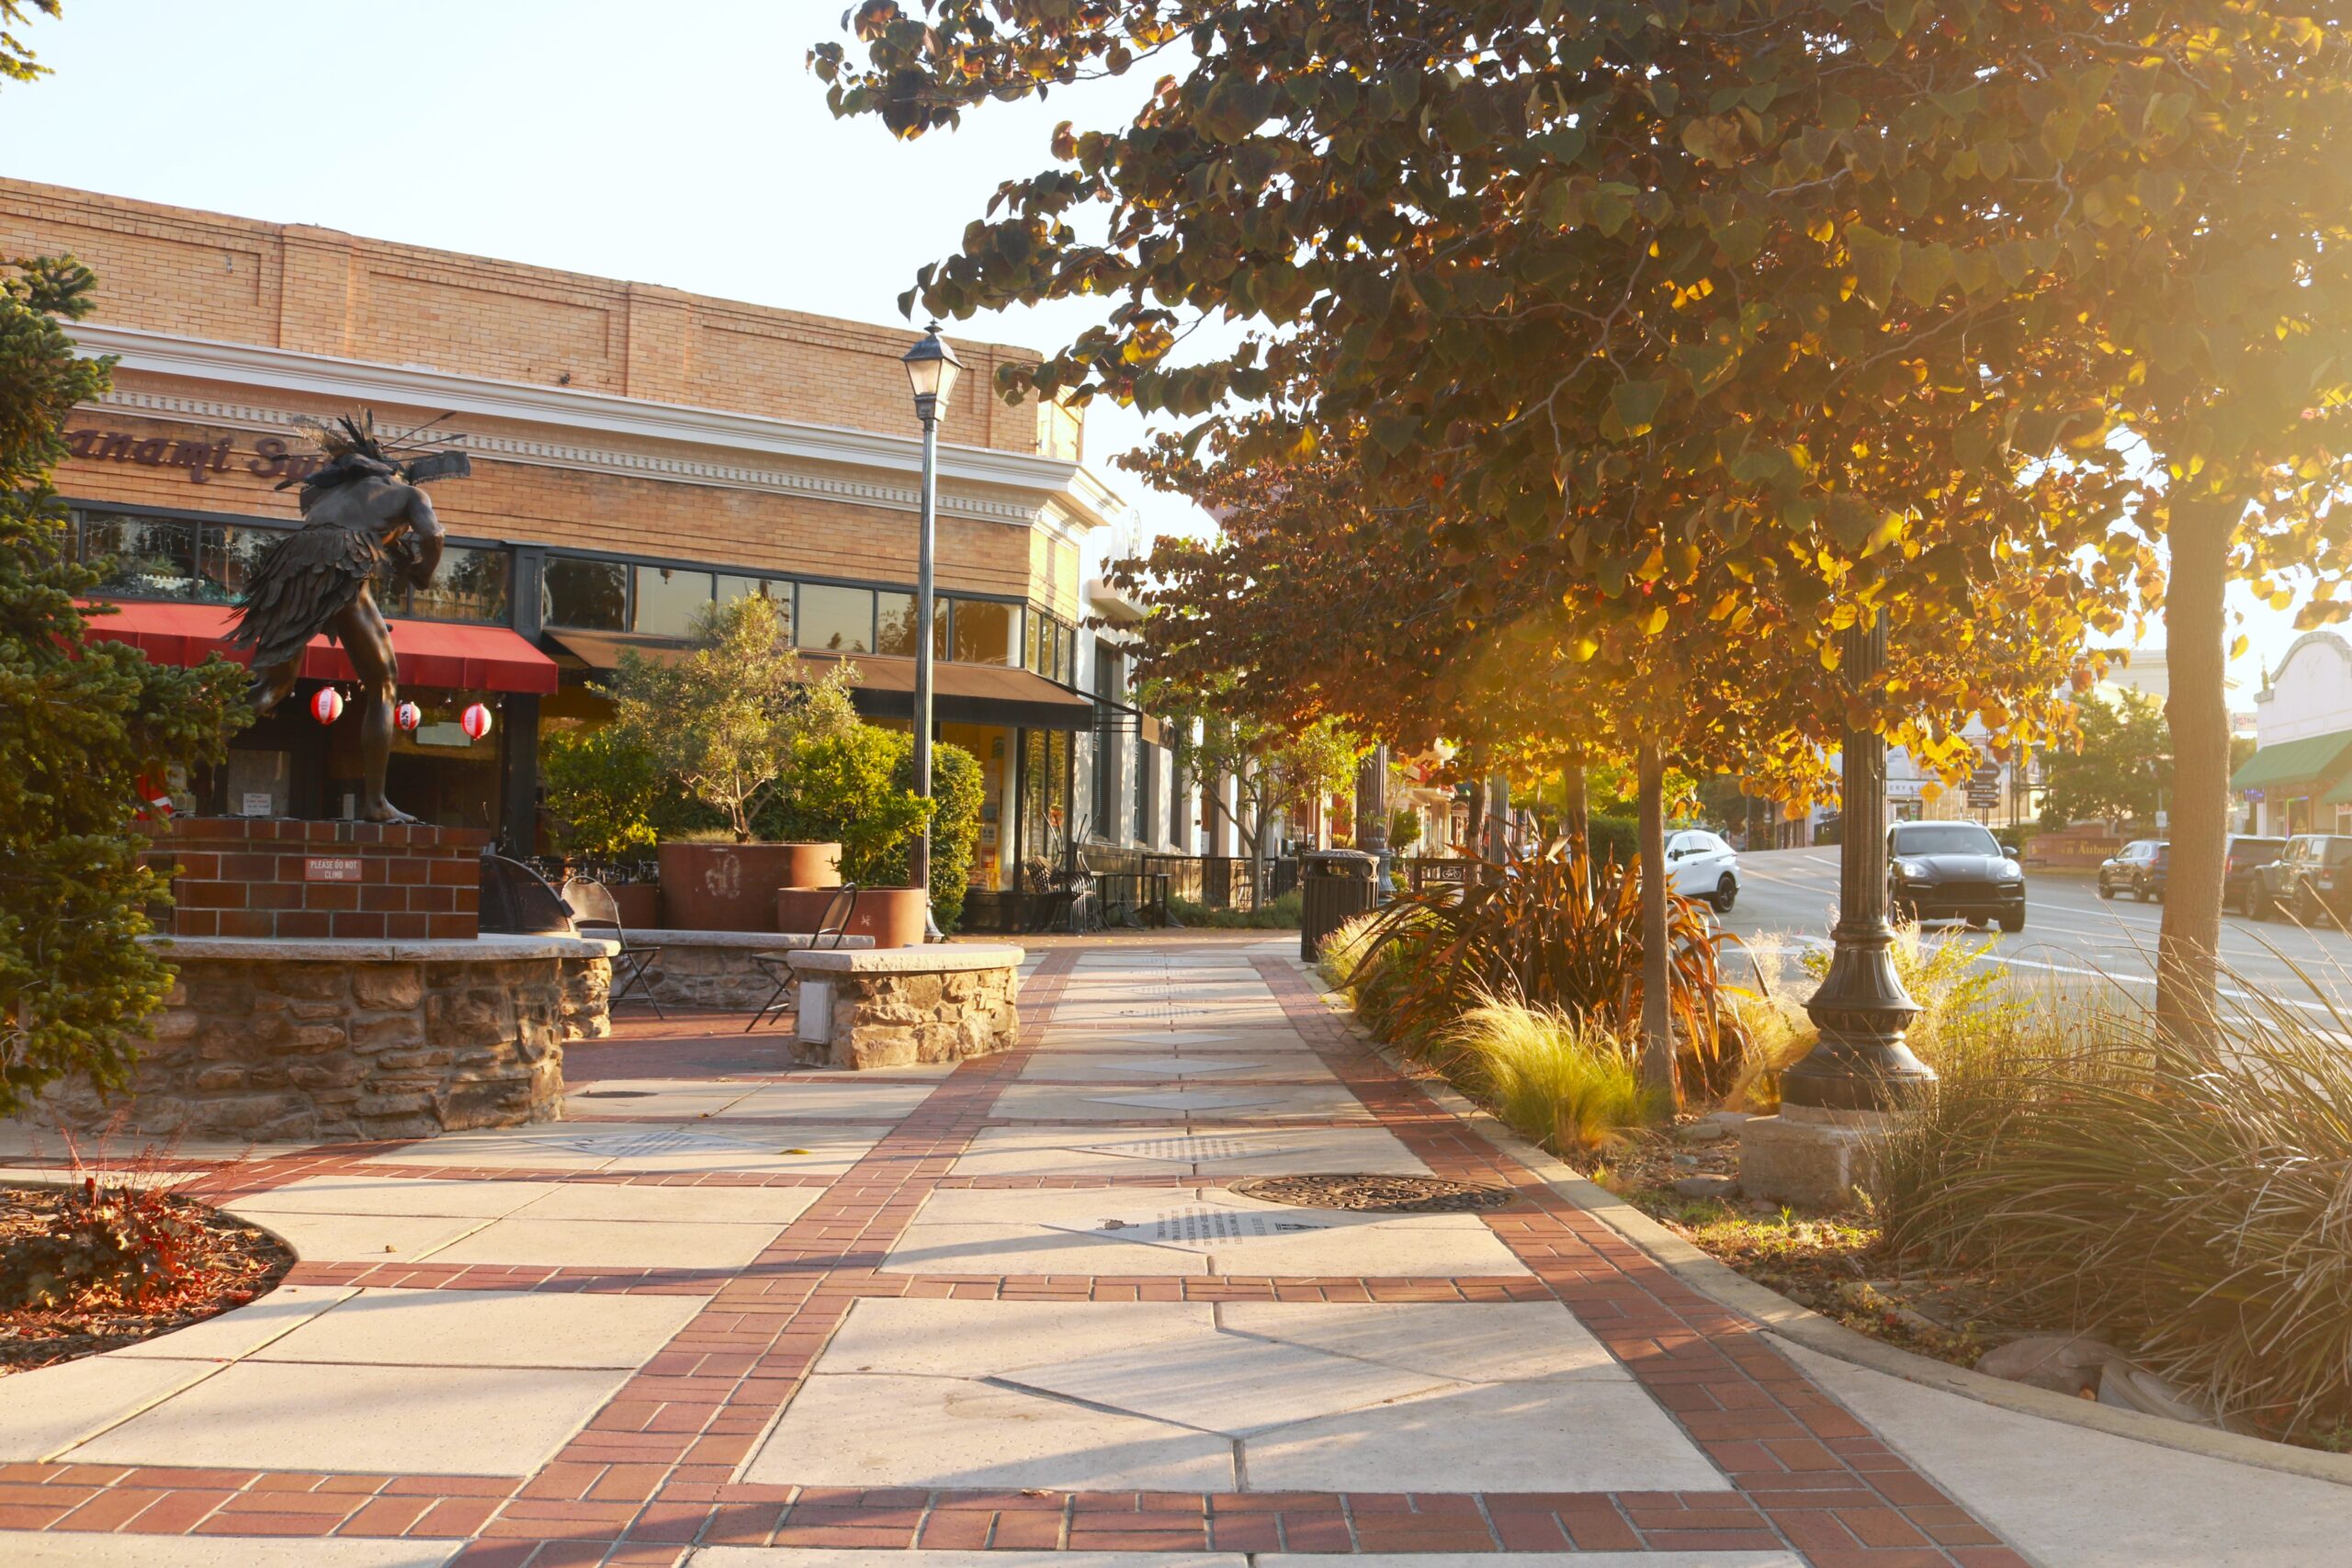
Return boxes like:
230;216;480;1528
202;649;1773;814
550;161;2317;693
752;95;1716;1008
228;412;469;824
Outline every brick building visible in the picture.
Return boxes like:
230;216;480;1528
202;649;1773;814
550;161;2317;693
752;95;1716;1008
6;175;1148;906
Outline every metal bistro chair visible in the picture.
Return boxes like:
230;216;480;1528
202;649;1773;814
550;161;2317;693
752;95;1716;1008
561;876;667;1021
744;884;859;1033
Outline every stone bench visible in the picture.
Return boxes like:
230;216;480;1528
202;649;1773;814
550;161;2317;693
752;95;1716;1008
622;929;877;1010
37;933;620;1144
786;945;1023;1070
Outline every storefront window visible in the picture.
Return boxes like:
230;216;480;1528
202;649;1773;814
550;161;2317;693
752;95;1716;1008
544;556;628;629
951;597;1018;665
798;583;875;653
632;565;713;636
876;592;945;659
410;546;512;623
77;512;203;601
211;523;282;604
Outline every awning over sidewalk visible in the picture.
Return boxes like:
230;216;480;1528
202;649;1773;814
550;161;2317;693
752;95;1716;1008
81;600;560;694
2231;728;2352;792
544;632;1098;732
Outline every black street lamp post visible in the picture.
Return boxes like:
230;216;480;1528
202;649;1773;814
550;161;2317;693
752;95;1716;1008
900;324;965;918
1744;615;1936;1201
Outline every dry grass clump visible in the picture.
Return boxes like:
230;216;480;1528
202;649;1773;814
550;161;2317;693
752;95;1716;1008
1437;996;1666;1155
1878;980;2352;1441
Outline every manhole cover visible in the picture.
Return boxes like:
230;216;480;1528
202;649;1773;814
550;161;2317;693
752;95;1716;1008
1229;1175;1517;1213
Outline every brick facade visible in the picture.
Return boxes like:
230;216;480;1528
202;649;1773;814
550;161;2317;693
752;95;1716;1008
147;818;487;942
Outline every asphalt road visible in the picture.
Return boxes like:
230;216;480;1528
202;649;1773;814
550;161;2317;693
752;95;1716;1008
1720;846;2352;1021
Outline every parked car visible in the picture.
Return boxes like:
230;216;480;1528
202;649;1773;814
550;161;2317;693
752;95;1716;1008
2224;835;2288;918
1667;829;1741;912
1888;820;2027;931
2098;840;2169;901
2252;833;2352;923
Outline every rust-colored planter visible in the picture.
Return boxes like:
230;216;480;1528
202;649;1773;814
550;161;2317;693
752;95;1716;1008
659;842;840;931
772;885;930;948
609;883;660;931
846;886;931;950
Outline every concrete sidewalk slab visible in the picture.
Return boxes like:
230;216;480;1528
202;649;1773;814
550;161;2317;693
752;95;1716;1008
248;1286;707;1368
66;1359;632;1474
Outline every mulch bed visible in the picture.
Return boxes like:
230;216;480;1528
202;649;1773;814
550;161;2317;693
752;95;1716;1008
0;1181;294;1373
1231;1173;1517;1213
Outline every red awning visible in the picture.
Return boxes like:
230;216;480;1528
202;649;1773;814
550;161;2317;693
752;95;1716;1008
78;600;560;694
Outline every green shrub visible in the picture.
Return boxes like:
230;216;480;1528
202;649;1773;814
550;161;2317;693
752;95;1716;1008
755;726;982;932
1584;812;1639;864
1876;982;2352;1441
539;720;710;855
1439;997;1665;1154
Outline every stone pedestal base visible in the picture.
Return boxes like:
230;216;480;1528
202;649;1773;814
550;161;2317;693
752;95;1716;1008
38;934;613;1142
788;946;1022;1070
1739;1103;1893;1208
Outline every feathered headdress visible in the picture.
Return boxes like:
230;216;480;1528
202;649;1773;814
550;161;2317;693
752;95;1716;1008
281;410;469;500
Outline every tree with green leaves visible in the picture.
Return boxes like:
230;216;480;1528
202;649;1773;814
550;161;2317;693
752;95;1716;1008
2037;688;2172;833
595;595;859;843
1147;672;1360;908
756;725;983;931
2;254;247;1116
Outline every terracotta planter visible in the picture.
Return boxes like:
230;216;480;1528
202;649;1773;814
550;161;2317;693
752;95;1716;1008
609;883;660;931
772;885;930;948
846;886;931;950
658;842;840;931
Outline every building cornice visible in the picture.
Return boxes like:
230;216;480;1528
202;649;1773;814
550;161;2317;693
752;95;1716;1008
66;321;1122;532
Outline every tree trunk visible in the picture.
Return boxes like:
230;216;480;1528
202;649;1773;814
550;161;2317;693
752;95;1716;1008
1636;739;1678;1103
1464;766;1487;867
1487;772;1512;862
2156;496;2235;1056
1563;759;1590;849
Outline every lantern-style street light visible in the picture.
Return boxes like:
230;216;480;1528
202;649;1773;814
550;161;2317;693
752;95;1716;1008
900;325;964;920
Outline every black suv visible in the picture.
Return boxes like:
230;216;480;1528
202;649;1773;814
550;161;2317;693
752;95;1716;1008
1889;820;2027;931
2098;840;2168;902
2253;834;2352;924
2225;835;2288;918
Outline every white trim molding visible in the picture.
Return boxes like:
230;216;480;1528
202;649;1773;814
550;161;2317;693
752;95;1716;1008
67;321;1124;532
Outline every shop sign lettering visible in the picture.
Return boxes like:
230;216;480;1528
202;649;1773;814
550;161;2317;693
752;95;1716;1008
63;426;326;486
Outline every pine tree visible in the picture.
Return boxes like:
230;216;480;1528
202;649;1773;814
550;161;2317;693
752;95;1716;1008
0;254;246;1115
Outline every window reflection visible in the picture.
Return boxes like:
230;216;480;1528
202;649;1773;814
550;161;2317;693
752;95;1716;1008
950;598;1016;666
412;547;512;623
544;557;628;629
631;565;714;637
797;583;875;653
876;592;946;659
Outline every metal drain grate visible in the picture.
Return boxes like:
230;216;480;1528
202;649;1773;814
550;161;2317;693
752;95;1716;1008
1229;1174;1517;1213
1150;1205;1330;1242
1080;1135;1262;1162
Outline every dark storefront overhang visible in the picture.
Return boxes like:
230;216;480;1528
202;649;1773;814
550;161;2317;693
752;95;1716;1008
83;600;560;694
544;632;1099;732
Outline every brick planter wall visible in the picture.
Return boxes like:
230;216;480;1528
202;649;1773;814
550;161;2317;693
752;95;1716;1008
37;947;595;1142
144;817;486;942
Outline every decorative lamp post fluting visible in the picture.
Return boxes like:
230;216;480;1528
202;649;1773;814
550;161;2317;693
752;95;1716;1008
901;324;964;930
1742;614;1936;1205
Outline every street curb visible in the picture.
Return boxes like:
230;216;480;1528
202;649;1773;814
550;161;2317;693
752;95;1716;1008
1295;962;2352;1491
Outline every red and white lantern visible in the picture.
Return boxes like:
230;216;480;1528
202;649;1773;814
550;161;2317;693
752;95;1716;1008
394;701;423;732
310;687;345;725
460;702;494;740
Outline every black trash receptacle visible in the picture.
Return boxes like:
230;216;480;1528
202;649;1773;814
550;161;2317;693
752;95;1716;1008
1299;849;1381;964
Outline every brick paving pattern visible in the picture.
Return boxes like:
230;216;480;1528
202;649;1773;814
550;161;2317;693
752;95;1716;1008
0;943;2036;1566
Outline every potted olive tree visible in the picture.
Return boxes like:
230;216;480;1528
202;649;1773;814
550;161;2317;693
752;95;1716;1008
599;595;858;931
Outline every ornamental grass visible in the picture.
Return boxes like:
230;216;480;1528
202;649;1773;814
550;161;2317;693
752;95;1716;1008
1436;995;1666;1155
1878;976;2352;1441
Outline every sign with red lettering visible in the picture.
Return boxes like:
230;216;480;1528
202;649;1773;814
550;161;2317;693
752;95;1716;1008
304;856;364;883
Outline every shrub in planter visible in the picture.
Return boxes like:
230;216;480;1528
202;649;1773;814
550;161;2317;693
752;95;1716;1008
756;726;983;933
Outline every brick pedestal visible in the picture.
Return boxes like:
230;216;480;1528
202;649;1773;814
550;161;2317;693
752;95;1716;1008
146;817;485;942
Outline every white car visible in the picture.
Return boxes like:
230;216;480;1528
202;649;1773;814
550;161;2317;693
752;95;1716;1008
1667;829;1740;911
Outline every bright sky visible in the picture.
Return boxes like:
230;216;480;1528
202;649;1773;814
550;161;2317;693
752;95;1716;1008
0;0;2314;704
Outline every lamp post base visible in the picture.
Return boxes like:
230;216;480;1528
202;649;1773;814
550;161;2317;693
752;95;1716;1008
1739;1103;1893;1209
